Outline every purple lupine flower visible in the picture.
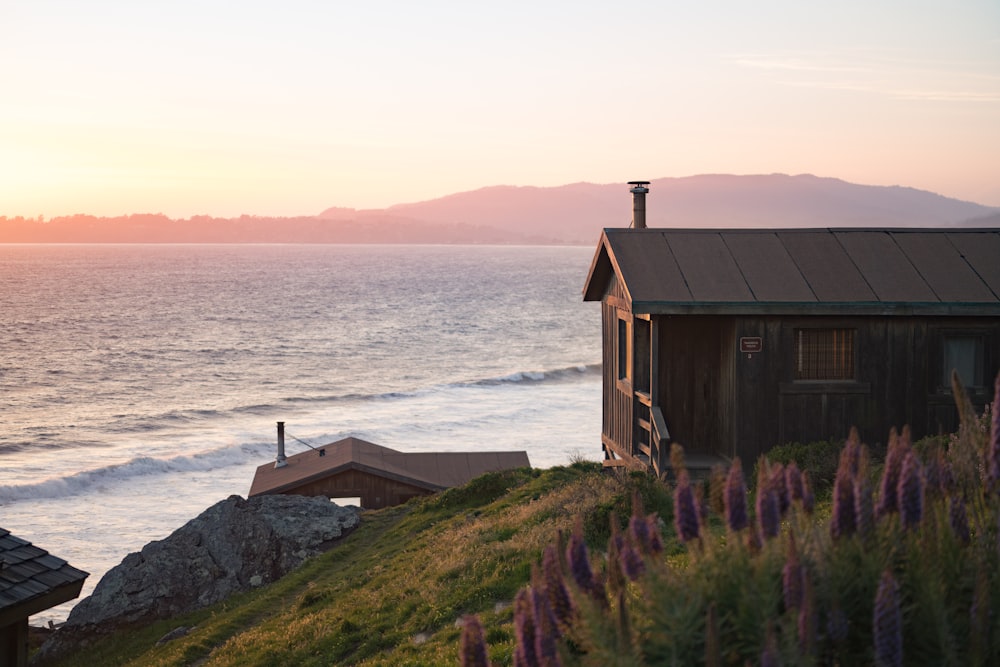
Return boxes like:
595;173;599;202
949;495;971;545
674;471;701;543
619;541;645;581
830;455;857;540
843;427;862;475
801;471;815;515
988;373;1000;493
513;589;538;667
874;570;903;667
876;430;907;518
645;514;664;555
724;458;749;532
532;587;561;667
460;615;492;667
785;461;804;504
782;533;803;611
756;481;781;541
629;501;652;554
897;450;924;531
854;469;874;540
770;462;789;516
566;528;594;594
542;546;572;630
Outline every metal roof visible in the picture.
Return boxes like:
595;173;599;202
583;228;1000;315
248;437;531;497
0;528;88;627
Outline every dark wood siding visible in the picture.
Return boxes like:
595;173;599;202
656;315;736;457
602;299;633;459
731;316;999;455
283;469;433;510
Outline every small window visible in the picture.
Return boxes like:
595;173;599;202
617;317;630;381
943;335;983;388
795;328;855;381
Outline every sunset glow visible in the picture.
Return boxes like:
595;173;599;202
2;1;998;218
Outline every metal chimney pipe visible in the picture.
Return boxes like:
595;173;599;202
275;421;288;468
628;181;650;229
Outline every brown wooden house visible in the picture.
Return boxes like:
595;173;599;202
249;435;530;509
583;225;1000;476
0;528;88;667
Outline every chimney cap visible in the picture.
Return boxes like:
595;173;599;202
627;180;650;186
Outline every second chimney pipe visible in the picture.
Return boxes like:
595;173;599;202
275;421;287;468
629;180;650;229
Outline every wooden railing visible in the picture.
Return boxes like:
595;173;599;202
649;405;670;478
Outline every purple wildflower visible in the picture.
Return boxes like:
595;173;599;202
874;570;903;667
830;453;857;540
785;462;804;504
619;541;645;581
513;589;538;667
673;471;701;543
988;373;1000;493
532;587;561;667
645;514;664;555
566;527;594;594
770;462;789;516
855;469;874;540
782;533;803;611
724;458;749;532
629;500;652;554
876;429;907;518
756;481;781;541
949;496;971;545
897;450;924;531
460;615;492;667
801;471;815;514
542;546;572;630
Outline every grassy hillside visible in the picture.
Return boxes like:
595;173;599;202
41;462;674;667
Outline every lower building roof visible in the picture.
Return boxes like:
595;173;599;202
248;437;531;497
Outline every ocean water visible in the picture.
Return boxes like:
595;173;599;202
0;244;603;624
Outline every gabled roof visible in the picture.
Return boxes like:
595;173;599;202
248;437;531;497
0;528;88;627
583;228;1000;316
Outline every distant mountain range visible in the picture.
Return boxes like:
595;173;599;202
4;174;998;244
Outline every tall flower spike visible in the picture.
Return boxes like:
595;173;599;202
801;471;815;514
798;571;817;658
674;471;701;543
756;462;781;541
782;533;803;611
513;589;538;667
876;429;906;518
949;495;970;545
769;462;789;516
785;461;804;504
854;467;875;540
460;615;492;667
532;586;561;667
566;521;595;595
897;450;924;531
724;458;749;532
987;372;1000;494
645;514;664;555
542;545;573;630
830;447;857;540
874;570;903;667
629;492;652;554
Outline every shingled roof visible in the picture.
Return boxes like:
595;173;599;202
0;528;88;627
248;437;531;497
583;228;1000;316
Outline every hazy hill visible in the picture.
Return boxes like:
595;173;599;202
4;174;997;244
325;174;1000;244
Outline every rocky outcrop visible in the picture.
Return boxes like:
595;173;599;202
35;494;359;662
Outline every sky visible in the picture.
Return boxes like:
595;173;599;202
1;0;998;218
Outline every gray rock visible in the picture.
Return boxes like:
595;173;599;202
35;494;359;663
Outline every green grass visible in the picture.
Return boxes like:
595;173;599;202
40;462;650;667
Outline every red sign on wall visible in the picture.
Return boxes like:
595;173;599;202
740;337;763;353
